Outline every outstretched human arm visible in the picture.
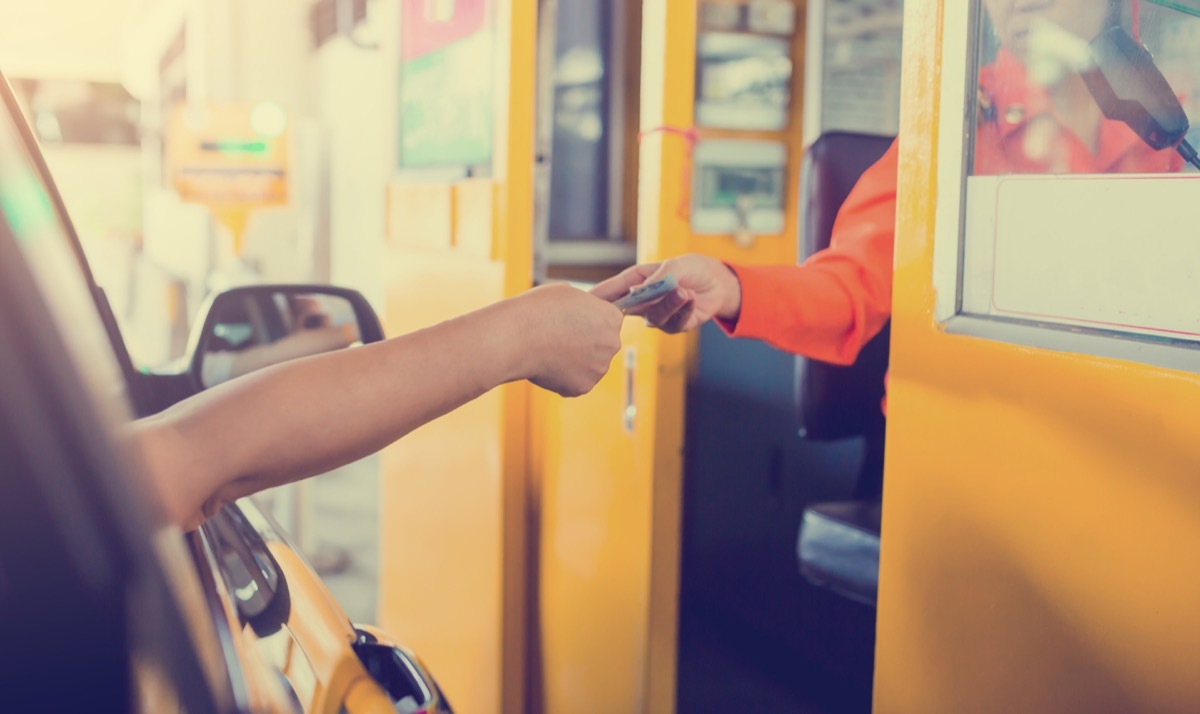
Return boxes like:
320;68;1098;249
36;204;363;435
592;139;898;365
202;323;360;387
131;284;622;529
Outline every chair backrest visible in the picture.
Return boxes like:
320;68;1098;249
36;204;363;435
795;132;894;442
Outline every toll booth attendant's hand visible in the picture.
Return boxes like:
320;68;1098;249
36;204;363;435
590;254;742;333
510;283;623;397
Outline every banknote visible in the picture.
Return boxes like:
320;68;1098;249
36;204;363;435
613;274;679;311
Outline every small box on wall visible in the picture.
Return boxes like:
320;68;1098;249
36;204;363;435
695;1;798;131
691;139;787;237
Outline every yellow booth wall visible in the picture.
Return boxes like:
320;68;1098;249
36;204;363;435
877;1;1200;712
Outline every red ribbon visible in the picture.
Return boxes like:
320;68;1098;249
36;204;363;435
638;125;700;220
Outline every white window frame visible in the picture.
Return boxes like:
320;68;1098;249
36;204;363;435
928;0;1200;373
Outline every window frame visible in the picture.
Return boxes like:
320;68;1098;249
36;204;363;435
928;0;1200;374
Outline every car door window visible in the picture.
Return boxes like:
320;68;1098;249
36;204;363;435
0;84;132;414
0;77;282;712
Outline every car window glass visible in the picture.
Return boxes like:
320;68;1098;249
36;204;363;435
0;90;130;414
0;84;264;712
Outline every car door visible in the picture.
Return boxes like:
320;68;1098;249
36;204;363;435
0;69;450;714
0;73;252;713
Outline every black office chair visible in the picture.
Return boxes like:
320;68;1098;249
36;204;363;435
794;132;893;607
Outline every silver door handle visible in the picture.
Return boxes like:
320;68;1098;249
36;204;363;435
623;348;637;432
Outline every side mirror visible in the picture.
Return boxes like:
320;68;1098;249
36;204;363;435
352;627;455;713
186;285;385;389
200;503;290;637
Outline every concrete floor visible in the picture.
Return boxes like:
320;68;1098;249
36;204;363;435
676;598;869;714
677;622;830;714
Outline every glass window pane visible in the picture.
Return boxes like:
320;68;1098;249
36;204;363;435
548;0;611;241
817;0;904;137
695;32;792;131
959;0;1200;347
0;94;131;408
971;0;1199;176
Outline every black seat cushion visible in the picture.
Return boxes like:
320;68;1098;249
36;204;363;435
795;132;894;441
797;501;882;607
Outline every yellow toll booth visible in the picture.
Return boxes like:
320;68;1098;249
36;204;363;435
377;1;1200;713
881;1;1200;711
377;1;807;712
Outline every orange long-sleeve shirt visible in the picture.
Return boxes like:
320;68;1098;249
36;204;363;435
718;51;1182;368
719;140;899;365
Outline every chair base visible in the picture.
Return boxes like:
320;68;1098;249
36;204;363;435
797;500;882;607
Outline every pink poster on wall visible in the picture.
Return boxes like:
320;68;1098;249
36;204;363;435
397;0;495;167
400;0;489;60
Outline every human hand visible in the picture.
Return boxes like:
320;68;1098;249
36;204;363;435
510;283;623;397
590;254;742;333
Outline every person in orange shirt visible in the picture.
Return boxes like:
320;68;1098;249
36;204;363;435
592;0;1183;396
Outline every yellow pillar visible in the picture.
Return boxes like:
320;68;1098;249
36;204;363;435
376;2;537;713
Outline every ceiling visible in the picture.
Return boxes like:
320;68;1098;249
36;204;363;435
0;0;149;81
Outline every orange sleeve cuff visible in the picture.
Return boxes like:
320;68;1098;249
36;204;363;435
716;262;783;341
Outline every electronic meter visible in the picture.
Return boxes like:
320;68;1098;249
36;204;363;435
691;139;787;243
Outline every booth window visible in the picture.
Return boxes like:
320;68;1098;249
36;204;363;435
956;0;1200;350
804;0;904;140
546;0;613;241
534;0;640;283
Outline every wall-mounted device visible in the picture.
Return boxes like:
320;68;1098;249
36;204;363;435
695;0;796;131
691;139;787;247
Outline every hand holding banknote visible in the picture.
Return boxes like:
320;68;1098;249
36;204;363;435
508;283;624;397
591;254;742;333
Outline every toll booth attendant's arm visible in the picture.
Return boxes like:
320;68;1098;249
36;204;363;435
593;139;898;366
725;139;897;364
130;284;622;529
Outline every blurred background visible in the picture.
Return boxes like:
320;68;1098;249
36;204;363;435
0;3;899;711
0;0;396;623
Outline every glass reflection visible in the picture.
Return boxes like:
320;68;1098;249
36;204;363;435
200;292;361;388
973;0;1200;175
695;32;792;130
548;0;611;240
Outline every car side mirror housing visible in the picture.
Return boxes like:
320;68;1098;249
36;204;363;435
186;285;385;390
